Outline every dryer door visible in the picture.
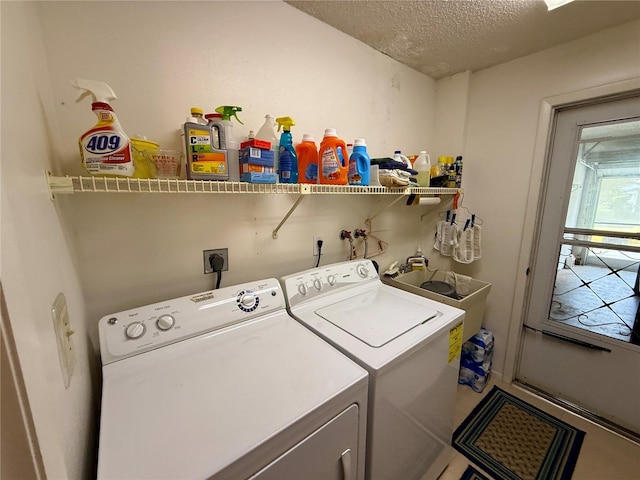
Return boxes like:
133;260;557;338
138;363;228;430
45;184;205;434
249;404;360;480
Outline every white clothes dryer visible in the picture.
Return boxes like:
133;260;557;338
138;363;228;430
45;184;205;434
281;260;465;480
97;278;368;480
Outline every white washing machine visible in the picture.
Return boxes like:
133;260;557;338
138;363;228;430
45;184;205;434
281;260;465;480
97;278;369;480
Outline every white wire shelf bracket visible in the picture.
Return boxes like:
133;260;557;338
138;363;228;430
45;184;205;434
46;174;460;196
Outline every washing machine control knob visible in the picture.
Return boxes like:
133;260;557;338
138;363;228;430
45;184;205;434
298;283;308;296
237;292;259;312
313;278;323;291
125;322;146;340
356;264;369;278
327;274;337;286
156;314;175;331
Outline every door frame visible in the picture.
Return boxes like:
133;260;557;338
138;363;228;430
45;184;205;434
504;77;640;382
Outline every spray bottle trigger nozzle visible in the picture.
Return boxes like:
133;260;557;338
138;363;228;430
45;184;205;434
72;78;117;104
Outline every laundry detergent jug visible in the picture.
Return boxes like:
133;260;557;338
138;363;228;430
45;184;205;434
318;128;348;185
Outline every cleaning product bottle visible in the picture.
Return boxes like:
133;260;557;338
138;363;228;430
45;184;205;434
255;114;280;177
414;151;431;187
204;112;223;149
190;107;208;125
275;116;298;183
447;163;457;188
348;138;370;186
184;109;228;180
455;155;463;188
215;106;243;182
393;150;412;168
73;78;134;177
296;133;319;184
319;128;349;185
406;246;428;270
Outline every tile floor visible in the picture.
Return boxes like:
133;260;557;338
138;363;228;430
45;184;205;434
434;377;640;480
551;263;638;342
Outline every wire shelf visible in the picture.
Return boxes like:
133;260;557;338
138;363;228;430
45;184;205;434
47;175;461;196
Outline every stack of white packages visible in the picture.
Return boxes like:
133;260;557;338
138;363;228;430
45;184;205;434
458;328;493;392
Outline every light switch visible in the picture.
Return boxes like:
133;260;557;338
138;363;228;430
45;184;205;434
52;292;75;388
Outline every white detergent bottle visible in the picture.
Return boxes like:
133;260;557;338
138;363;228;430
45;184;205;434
255;114;280;177
73;78;134;177
414;150;431;187
393;150;412;169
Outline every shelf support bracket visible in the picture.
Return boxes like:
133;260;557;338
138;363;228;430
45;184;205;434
366;193;408;223
272;185;312;239
46;170;74;199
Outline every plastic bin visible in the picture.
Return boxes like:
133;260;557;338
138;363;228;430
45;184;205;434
382;269;491;342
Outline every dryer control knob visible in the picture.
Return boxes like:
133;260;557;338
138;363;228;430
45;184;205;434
298;283;308;296
125;322;146;340
313;278;323;291
356;264;369;278
156;314;175;331
240;293;257;308
327;274;337;286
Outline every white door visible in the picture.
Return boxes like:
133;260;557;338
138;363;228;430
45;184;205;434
517;92;640;439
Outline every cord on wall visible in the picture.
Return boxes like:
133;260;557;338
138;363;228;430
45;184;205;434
315;239;323;268
209;254;225;289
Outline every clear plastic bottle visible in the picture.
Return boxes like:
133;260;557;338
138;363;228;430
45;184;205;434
413;151;431;187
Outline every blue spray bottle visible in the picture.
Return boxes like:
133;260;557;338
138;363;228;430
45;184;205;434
275;116;298;183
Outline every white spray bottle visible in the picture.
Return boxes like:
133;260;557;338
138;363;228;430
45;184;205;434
73;79;134;177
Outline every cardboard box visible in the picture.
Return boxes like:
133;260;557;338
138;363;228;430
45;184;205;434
241;164;274;174
240;147;275;166
240;172;277;183
240;139;272;150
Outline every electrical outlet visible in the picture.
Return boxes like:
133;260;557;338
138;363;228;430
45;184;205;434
203;248;229;273
313;236;324;256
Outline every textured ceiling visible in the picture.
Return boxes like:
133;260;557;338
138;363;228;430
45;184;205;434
286;0;640;79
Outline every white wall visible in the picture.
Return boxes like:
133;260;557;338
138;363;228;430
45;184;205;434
1;2;96;478
460;19;640;376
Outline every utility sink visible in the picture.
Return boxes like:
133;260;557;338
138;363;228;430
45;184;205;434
382;270;491;343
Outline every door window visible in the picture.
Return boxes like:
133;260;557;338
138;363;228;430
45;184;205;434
551;119;640;343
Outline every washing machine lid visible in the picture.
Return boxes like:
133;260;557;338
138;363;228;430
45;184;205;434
289;282;465;374
316;289;439;347
97;311;367;480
